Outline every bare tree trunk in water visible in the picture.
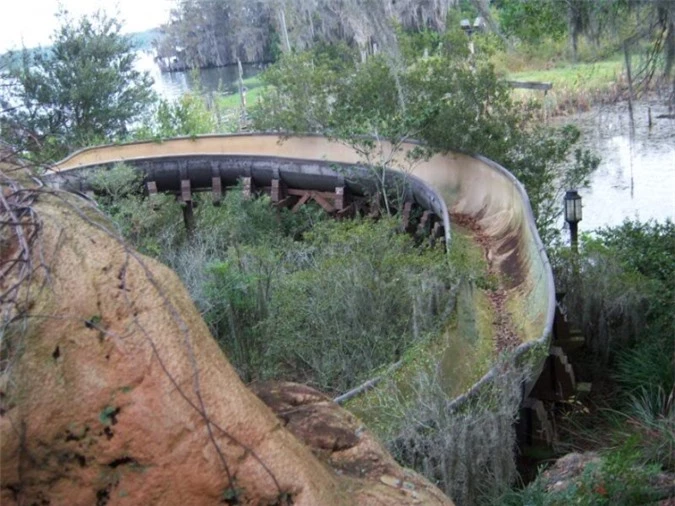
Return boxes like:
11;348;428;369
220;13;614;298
624;41;635;135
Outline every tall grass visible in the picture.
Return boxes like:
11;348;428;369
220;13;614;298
382;357;526;505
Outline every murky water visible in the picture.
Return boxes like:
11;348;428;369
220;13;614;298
566;100;675;232
135;51;264;101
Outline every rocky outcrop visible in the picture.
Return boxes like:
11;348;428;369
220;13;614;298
0;174;453;505
252;382;451;505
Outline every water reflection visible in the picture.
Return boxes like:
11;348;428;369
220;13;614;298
135;51;264;101
566;100;674;231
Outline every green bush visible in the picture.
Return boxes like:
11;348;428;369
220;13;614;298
251;37;599;243
553;220;674;362
203;215;456;391
88;164;183;254
498;437;665;505
90;166;458;392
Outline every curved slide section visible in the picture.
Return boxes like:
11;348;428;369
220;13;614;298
51;134;555;402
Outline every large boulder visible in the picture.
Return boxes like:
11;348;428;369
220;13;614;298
0;173;452;506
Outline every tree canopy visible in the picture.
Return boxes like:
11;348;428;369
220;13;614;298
0;10;156;160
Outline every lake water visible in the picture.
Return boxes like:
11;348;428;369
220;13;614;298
136;51;264;100
569;100;674;232
139;53;674;231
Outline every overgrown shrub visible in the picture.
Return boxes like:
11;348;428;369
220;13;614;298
90;165;458;393
88;164;184;254
497;436;666;505
552;220;674;363
251;36;599;243
376;358;526;505
549;218;675;486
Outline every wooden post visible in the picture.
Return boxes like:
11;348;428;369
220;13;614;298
146;180;158;196
179;179;194;237
242;177;254;199
417;210;431;236
180;179;191;203
271;178;285;203
212;176;223;206
182;201;195;238
335;186;346;211
401;201;413;232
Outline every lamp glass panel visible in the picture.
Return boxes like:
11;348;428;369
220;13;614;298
564;198;574;222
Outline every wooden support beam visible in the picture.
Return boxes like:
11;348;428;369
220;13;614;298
271;178;285;203
146;180;158;196
401;201;413;232
212;176;223;206
518;398;554;447
291;193;311;212
367;193;381;218
242;177;254;200
337;202;356;219
274;196;296;209
311;191;336;213
180;179;192;203
417;210;431;235
531;346;576;402
432;221;443;239
182;200;195;238
287;188;337;200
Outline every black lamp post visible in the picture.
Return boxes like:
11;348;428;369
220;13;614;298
564;190;582;251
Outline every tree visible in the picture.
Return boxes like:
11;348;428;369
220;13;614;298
155;0;457;70
252;39;599;243
0;10;156;160
155;0;276;71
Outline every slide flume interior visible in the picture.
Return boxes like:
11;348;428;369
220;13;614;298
51;134;555;403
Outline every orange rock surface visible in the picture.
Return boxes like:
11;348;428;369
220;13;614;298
0;183;453;506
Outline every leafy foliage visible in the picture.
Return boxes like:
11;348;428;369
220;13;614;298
0;10;155;160
498;436;666;505
88;164;183;254
202;207;456;391
90;165;457;393
252;38;599;242
551;219;674;481
555;220;674;363
495;0;567;44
